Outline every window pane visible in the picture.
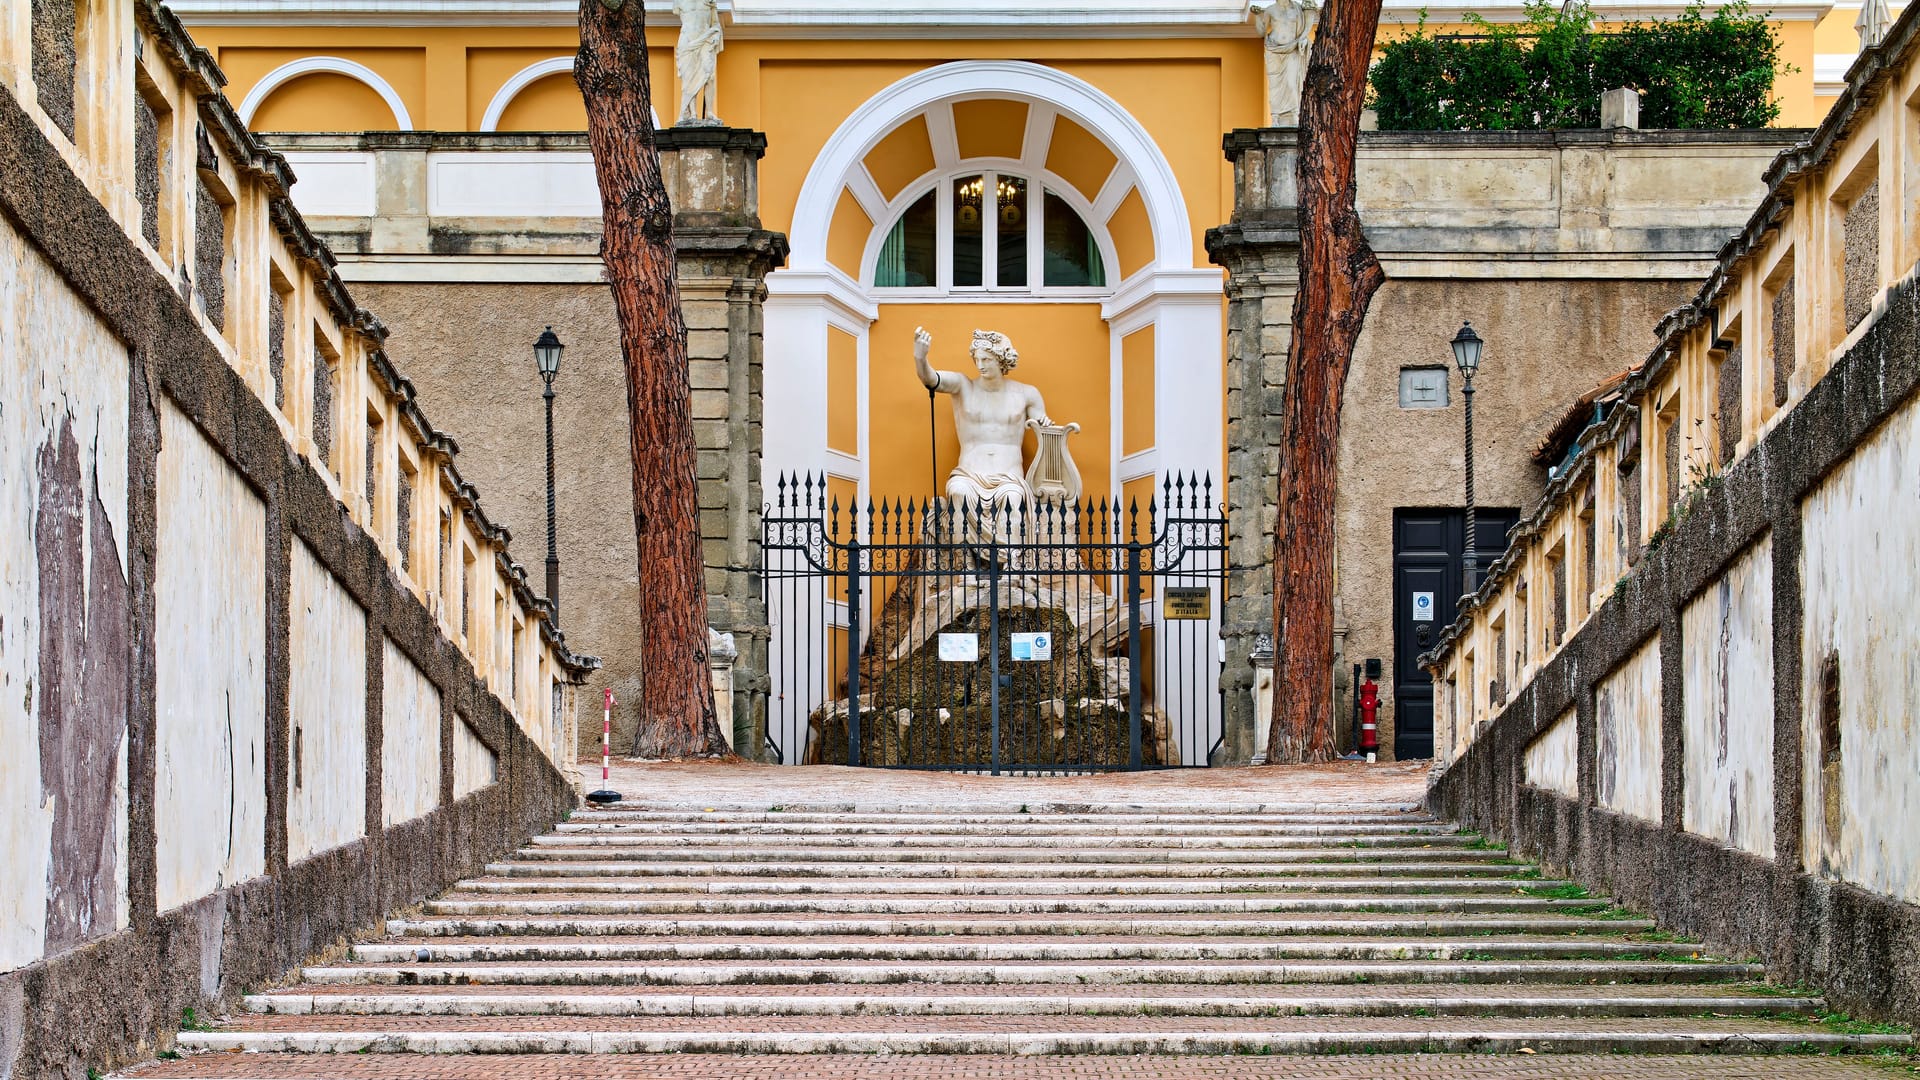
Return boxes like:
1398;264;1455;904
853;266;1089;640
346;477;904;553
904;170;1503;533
952;174;984;287
1043;190;1106;287
997;175;1028;287
874;189;936;288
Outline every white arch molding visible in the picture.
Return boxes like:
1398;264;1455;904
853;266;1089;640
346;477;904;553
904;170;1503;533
481;56;575;132
238;56;413;130
480;56;661;132
787;61;1195;275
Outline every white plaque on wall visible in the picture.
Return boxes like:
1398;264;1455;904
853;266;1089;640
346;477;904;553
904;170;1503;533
938;633;980;662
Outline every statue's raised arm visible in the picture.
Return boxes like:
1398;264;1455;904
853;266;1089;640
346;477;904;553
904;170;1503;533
913;326;962;395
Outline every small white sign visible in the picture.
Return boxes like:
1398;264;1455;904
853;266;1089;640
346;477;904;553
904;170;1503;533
1011;632;1053;662
1412;591;1436;622
938;633;980;662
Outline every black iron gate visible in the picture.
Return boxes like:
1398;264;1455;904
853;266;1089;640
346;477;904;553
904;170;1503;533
762;474;1226;772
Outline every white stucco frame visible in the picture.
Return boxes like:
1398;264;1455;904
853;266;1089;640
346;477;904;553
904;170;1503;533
763;61;1226;762
771;60;1223;487
237;56;414;129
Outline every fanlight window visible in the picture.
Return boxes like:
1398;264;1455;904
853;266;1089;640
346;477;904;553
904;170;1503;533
874;170;1108;291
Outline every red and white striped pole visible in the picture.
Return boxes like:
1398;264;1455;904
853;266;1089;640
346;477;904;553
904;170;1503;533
587;687;621;804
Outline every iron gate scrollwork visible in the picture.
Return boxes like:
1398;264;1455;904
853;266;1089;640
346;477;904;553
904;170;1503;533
762;473;1226;772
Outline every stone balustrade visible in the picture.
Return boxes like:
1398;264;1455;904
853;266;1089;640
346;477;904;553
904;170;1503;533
1;10;608;1072
2;1;596;756
1419;6;1920;1025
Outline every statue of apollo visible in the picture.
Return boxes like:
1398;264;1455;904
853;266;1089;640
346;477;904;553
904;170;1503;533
912;327;1051;519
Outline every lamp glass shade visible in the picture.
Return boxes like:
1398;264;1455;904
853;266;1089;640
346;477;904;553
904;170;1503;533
534;327;565;379
1450;321;1483;374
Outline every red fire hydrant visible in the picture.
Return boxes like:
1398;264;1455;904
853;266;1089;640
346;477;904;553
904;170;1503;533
1359;675;1380;763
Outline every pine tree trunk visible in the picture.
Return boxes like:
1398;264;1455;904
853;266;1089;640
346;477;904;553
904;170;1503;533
576;0;730;760
1266;0;1388;765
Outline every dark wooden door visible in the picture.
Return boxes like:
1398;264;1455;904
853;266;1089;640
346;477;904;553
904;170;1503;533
1390;508;1517;759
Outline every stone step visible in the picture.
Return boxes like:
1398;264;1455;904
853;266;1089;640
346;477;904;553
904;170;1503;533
568;802;1427;818
351;935;1690;964
550;821;1460;837
296;959;1764;987
448;875;1575;897
384;914;1655;939
419;894;1608;917
501;847;1524;865
482;859;1537;879
241;984;1823;1018
172;1015;1913;1056
524;833;1484;851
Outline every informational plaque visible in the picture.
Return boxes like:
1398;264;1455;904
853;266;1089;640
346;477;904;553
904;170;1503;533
1162;586;1212;620
1412;591;1436;622
938;633;980;662
1011;632;1053;661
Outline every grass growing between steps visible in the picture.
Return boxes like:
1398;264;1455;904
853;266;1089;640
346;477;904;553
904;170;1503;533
1518;883;1592;899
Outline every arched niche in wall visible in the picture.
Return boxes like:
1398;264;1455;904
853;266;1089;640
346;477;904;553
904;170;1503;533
239;56;413;131
481;55;661;132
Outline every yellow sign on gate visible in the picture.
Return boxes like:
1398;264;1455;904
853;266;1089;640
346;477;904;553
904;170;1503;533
1163;586;1211;620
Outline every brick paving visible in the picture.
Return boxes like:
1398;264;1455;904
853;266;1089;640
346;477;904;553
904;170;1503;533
591;759;1433;810
122;766;1912;1077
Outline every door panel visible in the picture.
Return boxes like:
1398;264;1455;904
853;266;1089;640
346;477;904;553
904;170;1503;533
1391;508;1517;760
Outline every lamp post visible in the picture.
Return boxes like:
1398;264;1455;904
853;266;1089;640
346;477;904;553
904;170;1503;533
534;326;565;616
1451;321;1484;597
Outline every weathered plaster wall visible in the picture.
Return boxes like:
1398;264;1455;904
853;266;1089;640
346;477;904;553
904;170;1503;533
356;282;640;756
1595;638;1661;823
1430;274;1920;1027
1682;536;1775;858
1338;277;1691;757
0;213;132;973
286;540;367;864
0;19;591;1079
1523;709;1577;797
453;714;498;799
380;638;440;827
153;400;268;912
1800;395;1920;904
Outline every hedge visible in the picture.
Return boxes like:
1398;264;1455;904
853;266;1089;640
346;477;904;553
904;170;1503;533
1369;1;1788;131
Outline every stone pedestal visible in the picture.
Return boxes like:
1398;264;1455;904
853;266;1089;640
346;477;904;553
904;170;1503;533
658;126;789;760
1204;129;1302;765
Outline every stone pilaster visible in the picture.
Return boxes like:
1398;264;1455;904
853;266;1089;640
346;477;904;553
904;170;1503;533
658;127;788;760
1204;129;1301;766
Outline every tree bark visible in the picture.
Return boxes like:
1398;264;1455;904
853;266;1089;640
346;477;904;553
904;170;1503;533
576;0;730;759
1266;0;1388;765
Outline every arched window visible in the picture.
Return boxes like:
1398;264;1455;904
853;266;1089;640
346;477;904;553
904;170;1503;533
872;170;1109;293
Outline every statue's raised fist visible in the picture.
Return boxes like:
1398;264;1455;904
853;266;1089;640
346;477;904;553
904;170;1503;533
913;327;933;361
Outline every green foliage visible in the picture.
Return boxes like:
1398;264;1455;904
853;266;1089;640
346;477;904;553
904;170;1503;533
1370;1;1788;131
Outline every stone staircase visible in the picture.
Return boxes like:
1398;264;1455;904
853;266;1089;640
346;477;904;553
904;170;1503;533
148;795;1912;1070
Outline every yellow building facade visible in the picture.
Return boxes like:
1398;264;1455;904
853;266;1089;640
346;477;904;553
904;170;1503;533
169;0;1852;763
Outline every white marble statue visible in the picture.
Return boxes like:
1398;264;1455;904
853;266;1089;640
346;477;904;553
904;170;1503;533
1856;0;1893;49
1251;0;1321;126
673;0;723;125
912;327;1051;519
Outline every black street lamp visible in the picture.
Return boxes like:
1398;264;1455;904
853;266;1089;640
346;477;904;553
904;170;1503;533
1451;321;1484;597
534;326;565;616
